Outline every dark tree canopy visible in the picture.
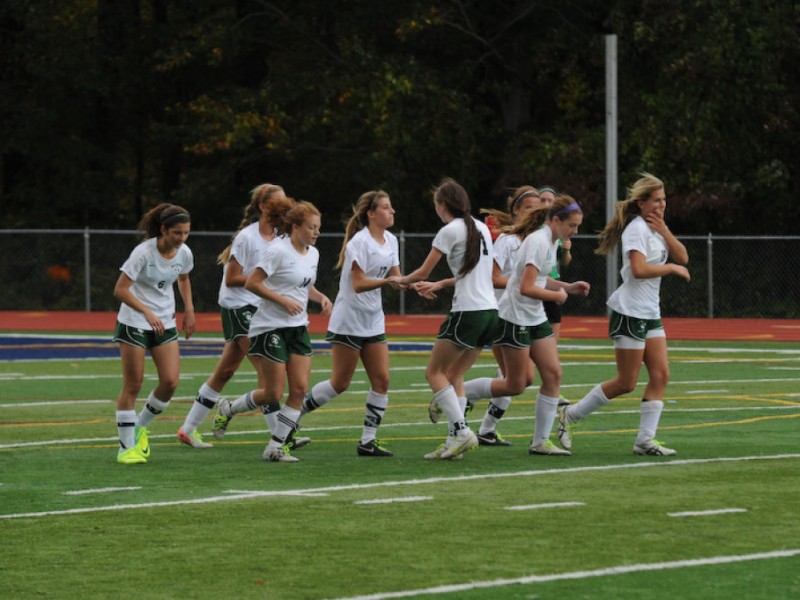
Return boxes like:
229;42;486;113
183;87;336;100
1;0;798;235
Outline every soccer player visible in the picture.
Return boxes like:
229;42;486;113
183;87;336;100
461;195;590;455
112;204;195;464
399;178;498;460
294;190;405;456
176;184;308;449
252;201;332;462
557;173;690;455
462;186;542;446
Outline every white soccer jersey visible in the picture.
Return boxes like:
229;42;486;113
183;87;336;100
606;216;668;320
328;228;400;337
492;232;522;301
217;222;272;309
117;237;194;330
498;225;557;327
432;218;497;312
248;236;319;335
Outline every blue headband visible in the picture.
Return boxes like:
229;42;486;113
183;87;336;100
552;202;581;217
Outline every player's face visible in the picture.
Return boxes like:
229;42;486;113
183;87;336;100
294;213;321;247
162;223;190;248
539;191;557;207
552;212;582;241
638;188;666;219
513;195;540;219
370;196;395;229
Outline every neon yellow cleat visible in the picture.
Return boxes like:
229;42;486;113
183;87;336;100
117;447;147;464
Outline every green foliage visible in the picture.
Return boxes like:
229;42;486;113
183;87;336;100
0;1;797;233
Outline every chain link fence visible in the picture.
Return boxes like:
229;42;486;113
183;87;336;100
1;229;799;319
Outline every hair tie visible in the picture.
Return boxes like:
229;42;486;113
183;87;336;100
512;190;539;209
552;202;581;217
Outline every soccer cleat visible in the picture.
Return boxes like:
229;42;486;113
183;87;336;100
424;443;463;460
428;397;443;423
556;404;575;450
212;399;233;440
117;447;147;464
633;439;677;456
285;429;311;451
477;430;512;446
177;427;213;448
557;395;570;408
464;399;475;415
357;439;394;457
263;444;299;463
134;426;150;458
528;440;571;456
440;430;478;459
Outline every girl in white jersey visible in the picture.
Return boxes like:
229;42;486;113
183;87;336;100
177;184;308;449
112;203;195;465
294;191;404;456
459;196;590;455
557;173;690;456
459;186;541;446
251;201;333;462
399;178;498;460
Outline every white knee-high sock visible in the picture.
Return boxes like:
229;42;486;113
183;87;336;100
261;402;281;432
434;385;469;435
267;405;301;449
480;396;512;435
636;400;664;445
230;390;258;415
361;389;389;444
532;393;560;445
182;382;220;434
117;409;137;451
136;392;169;428
463;377;493;401
566;384;610;422
301;380;338;415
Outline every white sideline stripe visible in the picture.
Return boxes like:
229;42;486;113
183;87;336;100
685;389;728;394
1;453;797;521
225;490;329;497
354;496;433;505
325;549;800;600
668;508;748;518
504;501;585;511
64;486;142;496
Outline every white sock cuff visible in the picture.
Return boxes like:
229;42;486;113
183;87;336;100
198;383;220;402
146;391;170;411
366;389;389;408
537;393;560;407
640;399;664;414
311;380;338;404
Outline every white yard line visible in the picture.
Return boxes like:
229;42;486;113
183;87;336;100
1;453;797;521
668;508;748;518
354;496;433;505
325;549;800;600
504;501;585;511
64;486;142;496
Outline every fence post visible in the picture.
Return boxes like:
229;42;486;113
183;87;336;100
399;230;406;315
84;227;91;312
707;233;713;319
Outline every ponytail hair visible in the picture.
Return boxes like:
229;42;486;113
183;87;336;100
336;190;389;269
433;177;481;277
480;185;539;228
218;184;287;264
596;173;663;256
137;203;190;240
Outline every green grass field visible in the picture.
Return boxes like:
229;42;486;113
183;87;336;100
1;336;799;599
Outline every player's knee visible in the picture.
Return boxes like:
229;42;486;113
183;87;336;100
330;375;353;394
